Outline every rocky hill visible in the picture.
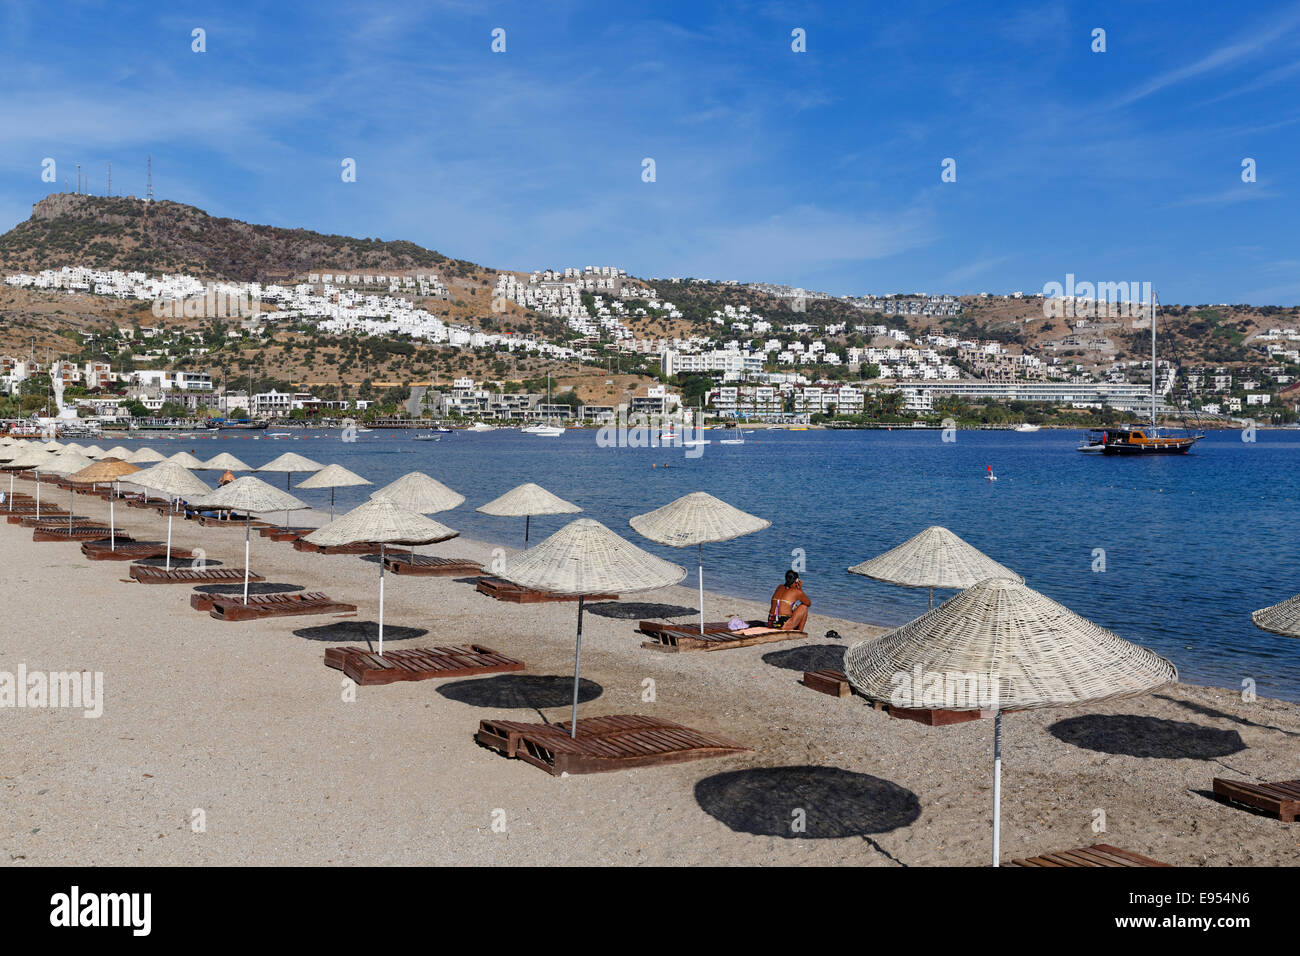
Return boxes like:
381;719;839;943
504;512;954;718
0;193;481;282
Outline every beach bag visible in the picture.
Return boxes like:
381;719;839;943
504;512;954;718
727;616;746;631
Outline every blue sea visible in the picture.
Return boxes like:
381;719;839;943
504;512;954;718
145;426;1300;702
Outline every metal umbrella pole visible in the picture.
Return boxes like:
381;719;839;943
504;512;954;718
570;596;585;738
242;514;252;604
991;710;1003;867
697;543;705;635
165;497;175;572
378;543;387;656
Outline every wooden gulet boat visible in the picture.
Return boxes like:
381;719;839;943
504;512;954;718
1078;294;1203;455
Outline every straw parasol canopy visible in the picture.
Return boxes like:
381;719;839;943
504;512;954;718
194;476;309;604
296;463;371;519
304;497;459;655
370;471;464;514
848;525;1023;608
477;482;580;543
42;441;64;451
124;461;212;569
1;444;59;514
69;458;140;550
1251;593;1300;639
630;491;770;634
102;445;134;460
82;444;106;459
167;451;207;469
498;518;687;736
202;452;252;472
844;577;1176;866
41;450;96;533
61;442;86;454
126;446;166;464
258;451;324;491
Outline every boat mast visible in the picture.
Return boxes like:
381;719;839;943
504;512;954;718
1150;293;1158;430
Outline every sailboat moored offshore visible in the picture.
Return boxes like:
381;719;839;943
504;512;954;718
1078;295;1203;455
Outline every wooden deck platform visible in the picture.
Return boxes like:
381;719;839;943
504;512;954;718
82;541;194;562
18;514;96;527
324;643;524;686
33;526;127;543
293;539;383;555
129;565;264;585
193;590;357;622
640;620;806;653
800;669;996;725
474;714;751;776
475;576;615;603
1005;844;1169;867
383;554;484;576
1212;777;1300;822
6;509;71;523
259;526;314;541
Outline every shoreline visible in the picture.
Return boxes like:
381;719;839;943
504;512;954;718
2;480;1297;866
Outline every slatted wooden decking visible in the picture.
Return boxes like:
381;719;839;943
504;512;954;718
6;509;71;523
383;554;484;576
33;526;128;543
129;565;264;585
1006;844;1169;867
640;619;806;653
18;514;96;527
1212;777;1300;822
193;590;357;621
476;576;616;603
800;668;995;725
325;643;524;686
259;526;314;541
475;714;751;775
293;539;383;555
82;541;193;562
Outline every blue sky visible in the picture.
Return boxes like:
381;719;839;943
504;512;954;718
1;1;1297;303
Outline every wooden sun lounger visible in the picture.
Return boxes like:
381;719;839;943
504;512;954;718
324;643;524;686
1212;777;1300;822
191;590;357;622
258;526;314;541
640;619;807;652
292;539;383;555
476;576;616;603
383;554;484;576
18;514;95;527
475;714;751;776
800;668;998;725
1006;844;1169;867
129;565;264;585
33;526;129;543
81;540;194;561
6;509;71;523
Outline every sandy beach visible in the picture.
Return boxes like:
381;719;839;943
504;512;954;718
1;478;1296;867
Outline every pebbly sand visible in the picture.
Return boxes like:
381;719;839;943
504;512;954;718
1;478;1297;866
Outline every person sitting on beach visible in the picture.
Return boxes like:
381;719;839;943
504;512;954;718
768;570;810;631
218;470;235;486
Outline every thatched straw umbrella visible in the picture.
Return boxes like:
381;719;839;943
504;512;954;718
630;492;769;635
201;452;252;473
82;444;106;459
297;464;371;520
843;577;1177;866
126;446;166;464
68;458;139;550
124;461;212;570
477;482;580;544
41;450;95;531
2;445;50;514
258;452;325;525
370;471;463;513
101;445;134;460
848;525;1022;608
167;451;207;469
193;477;307;603
303;498;458;655
498;518;686;736
1251;593;1300;639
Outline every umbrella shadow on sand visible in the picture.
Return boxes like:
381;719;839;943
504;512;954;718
583;601;697;620
694;766;920;862
132;556;223;568
1049;714;1246;759
438;674;602;724
762;644;846;673
292;621;428;645
193;582;304;597
1152;693;1300;739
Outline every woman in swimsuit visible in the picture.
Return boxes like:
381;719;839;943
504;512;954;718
768;570;810;631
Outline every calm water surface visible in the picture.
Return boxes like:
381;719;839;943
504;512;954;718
143;426;1300;702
